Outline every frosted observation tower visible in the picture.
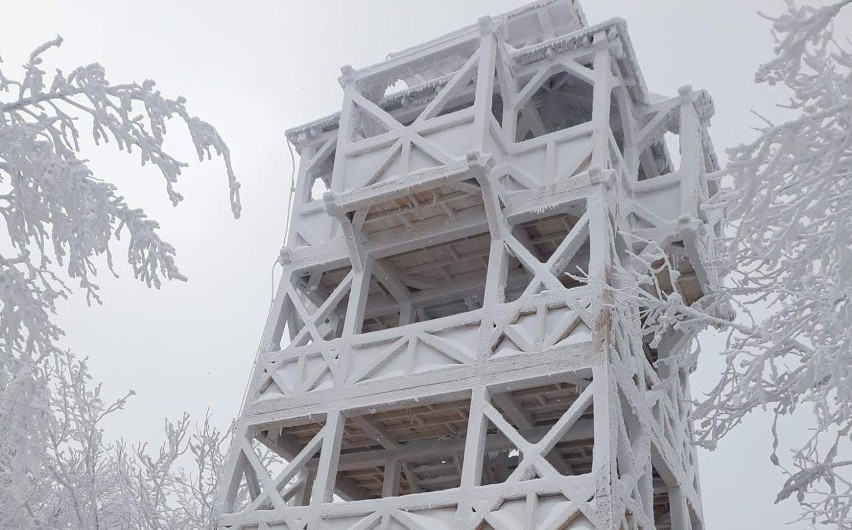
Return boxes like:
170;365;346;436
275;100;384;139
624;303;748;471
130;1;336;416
216;1;721;528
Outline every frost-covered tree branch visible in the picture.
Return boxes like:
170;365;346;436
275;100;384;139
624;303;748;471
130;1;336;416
0;36;242;528
112;413;236;530
613;1;852;527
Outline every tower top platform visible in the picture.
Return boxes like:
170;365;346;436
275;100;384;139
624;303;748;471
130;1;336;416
283;0;687;150
387;0;587;62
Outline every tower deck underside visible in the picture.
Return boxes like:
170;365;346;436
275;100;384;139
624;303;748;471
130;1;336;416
216;2;721;529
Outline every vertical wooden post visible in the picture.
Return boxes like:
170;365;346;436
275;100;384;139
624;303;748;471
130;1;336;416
678;85;704;218
332;65;357;194
669;486;693;530
590;32;613;169
338;255;373;386
459;385;490;488
311;410;346;505
473;17;498;153
613;87;639;181
588;163;621;526
382;459;401;498
294;469;316;507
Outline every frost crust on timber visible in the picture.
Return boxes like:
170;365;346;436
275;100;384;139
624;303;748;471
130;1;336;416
218;1;720;528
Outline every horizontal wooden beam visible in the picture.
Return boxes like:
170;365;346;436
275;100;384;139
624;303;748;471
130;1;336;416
331;418;594;471
248;343;600;421
327;154;493;215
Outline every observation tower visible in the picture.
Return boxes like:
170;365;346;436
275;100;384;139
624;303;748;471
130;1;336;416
216;2;720;528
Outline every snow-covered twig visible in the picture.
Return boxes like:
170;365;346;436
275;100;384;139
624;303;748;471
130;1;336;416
0;36;241;528
614;2;852;525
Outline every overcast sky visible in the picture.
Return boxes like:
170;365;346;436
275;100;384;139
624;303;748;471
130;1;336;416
5;1;850;527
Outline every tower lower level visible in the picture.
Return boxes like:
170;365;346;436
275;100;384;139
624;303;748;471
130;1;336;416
215;2;721;528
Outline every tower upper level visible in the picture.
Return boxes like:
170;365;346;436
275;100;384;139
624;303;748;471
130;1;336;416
282;0;719;309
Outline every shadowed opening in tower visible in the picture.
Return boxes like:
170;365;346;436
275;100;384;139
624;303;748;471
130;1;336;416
652;463;674;530
227;416;330;511
514;69;594;143
270;265;353;350
357;230;503;333
506;210;590;302
481;371;595;485
333;394;472;500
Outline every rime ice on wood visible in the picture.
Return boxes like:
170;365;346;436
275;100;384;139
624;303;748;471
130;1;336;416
215;1;721;528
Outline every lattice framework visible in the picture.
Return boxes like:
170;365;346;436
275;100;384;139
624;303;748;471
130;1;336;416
215;2;720;528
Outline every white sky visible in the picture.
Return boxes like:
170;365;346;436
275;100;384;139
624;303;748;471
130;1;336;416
5;1;850;527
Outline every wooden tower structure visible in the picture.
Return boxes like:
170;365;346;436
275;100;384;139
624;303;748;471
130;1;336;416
215;1;721;528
